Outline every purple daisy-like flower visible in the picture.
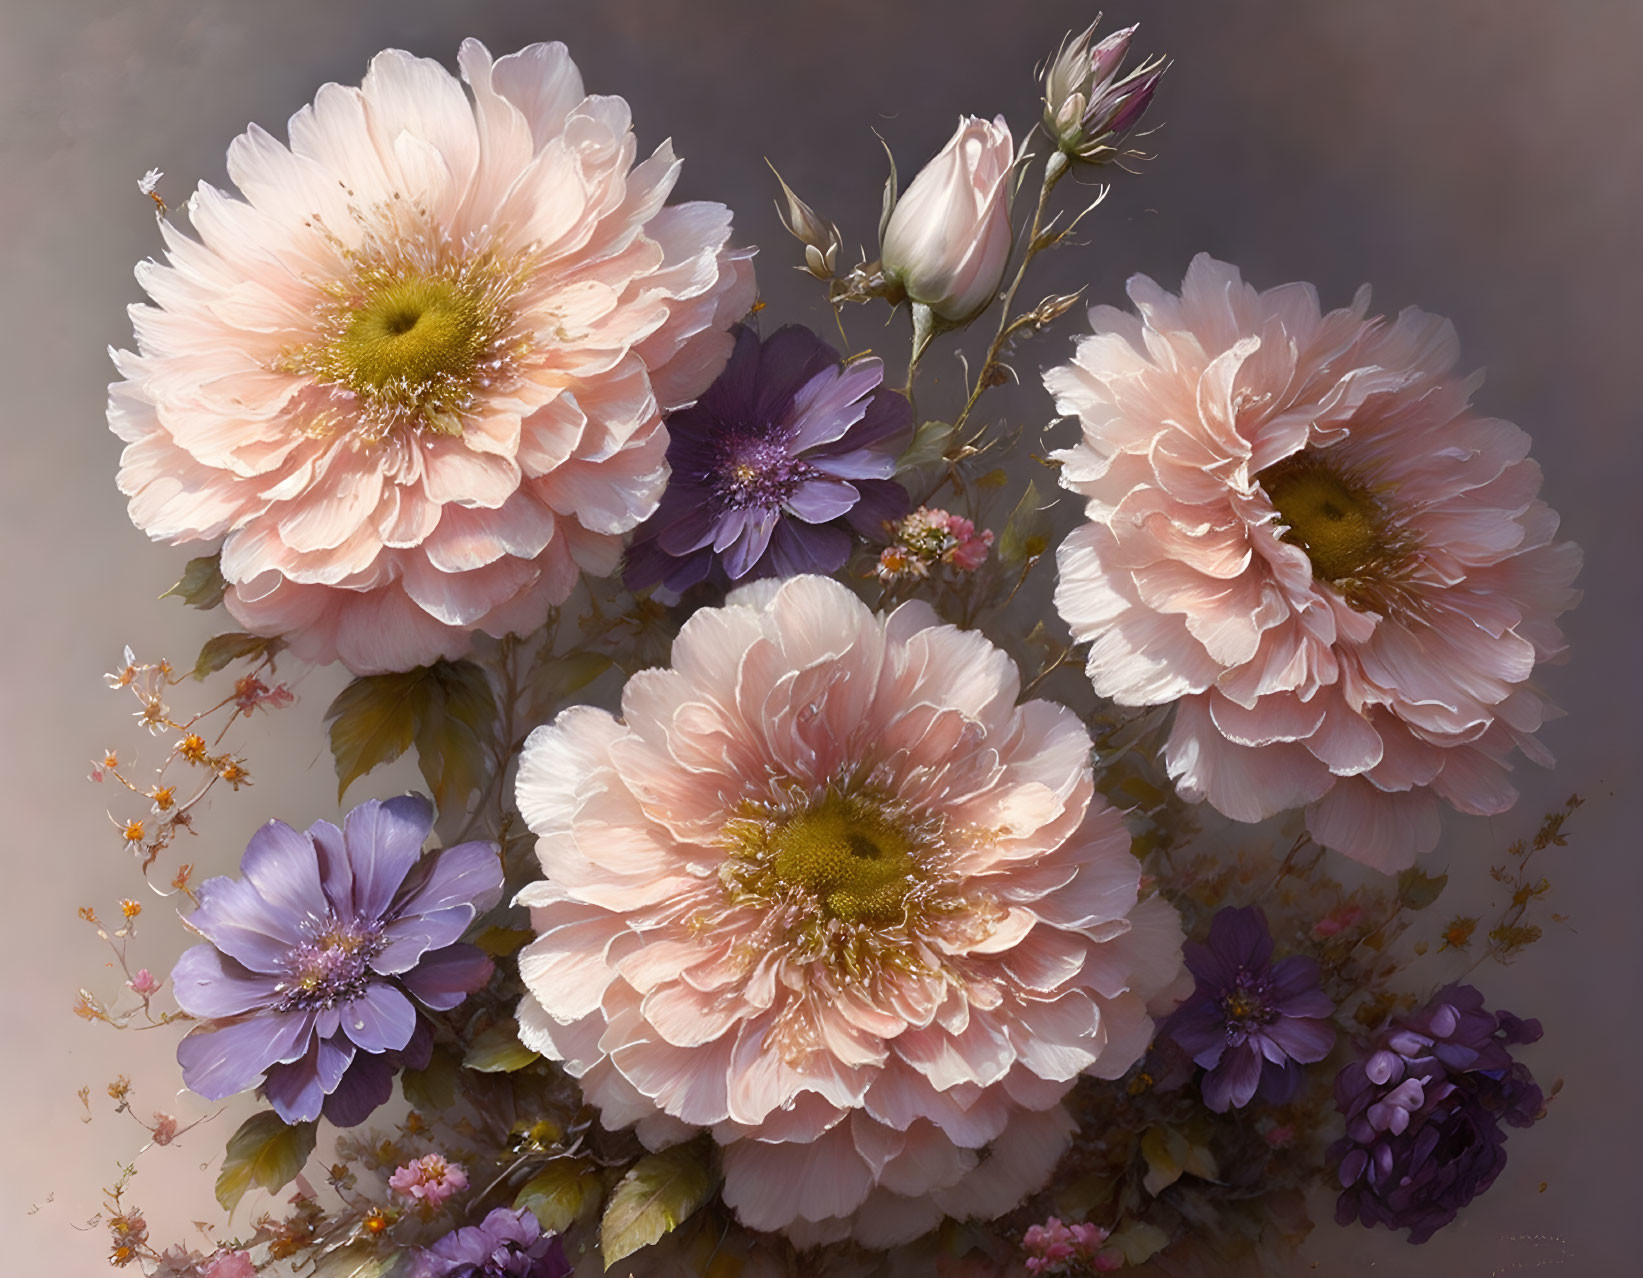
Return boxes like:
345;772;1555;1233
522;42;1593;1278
1160;905;1336;1112
171;795;502;1127
1330;984;1544;1244
414;1208;570;1278
624;324;912;595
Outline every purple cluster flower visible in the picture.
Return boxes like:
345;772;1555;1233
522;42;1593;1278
1160;906;1335;1112
1330;984;1545;1244
624;324;911;597
414;1208;570;1278
171;796;502;1127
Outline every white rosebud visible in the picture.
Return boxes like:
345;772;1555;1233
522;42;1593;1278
881;115;1014;323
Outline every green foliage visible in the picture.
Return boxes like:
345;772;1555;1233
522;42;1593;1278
998;480;1055;566
515;1159;600;1234
193;632;282;680
323;660;498;809
896;419;955;473
214;1110;317;1213
162;554;227;610
463;1020;540;1073
1395;867;1448;911
401;1046;463;1112
599;1143;717;1269
530;650;613;704
1139;1124;1217;1196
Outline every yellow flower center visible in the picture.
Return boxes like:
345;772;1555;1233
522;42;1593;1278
336;276;490;401
1260;456;1383;583
768;796;919;924
290;250;529;439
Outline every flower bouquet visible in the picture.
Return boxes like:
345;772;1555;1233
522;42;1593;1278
76;18;1583;1277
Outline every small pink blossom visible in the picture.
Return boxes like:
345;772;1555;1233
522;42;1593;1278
150;1112;179;1146
233;675;296;715
1312;904;1364;938
388;1153;468;1209
878;507;994;582
128;969;161;997
200;1253;256;1278
1263;1123;1296;1150
1023;1216;1112;1274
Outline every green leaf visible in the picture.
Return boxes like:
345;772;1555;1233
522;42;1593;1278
162;554;227;610
896;419;954;474
997;481;1055;566
600;1144;717;1269
412;661;498;813
1397;867;1449;911
516;1159;600;1234
323;660;496;806
1139;1125;1184;1196
401;1046;462;1113
463;1020;540;1073
876;133;899;248
474;925;536;958
530;651;613;705
1107;1221;1170;1266
214;1111;316;1213
325;670;424;800
193;632;281;681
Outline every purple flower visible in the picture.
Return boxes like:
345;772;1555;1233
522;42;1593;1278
1329;984;1544;1244
415;1208;570;1278
624;324;911;596
1160;906;1335;1112
171;796;502;1127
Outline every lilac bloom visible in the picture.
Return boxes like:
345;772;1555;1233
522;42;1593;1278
414;1208;570;1278
1160;905;1335;1112
624;324;912;597
171;795;502;1127
1330;984;1544;1244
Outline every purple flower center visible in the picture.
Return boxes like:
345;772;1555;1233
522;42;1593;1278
1218;969;1276;1042
277;918;385;1011
713;433;812;510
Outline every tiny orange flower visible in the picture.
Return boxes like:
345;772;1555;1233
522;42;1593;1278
120;819;145;844
78;905;99;924
120;899;142;920
149;785;176;812
362;1207;391;1235
217;758;251;788
176;733;207;764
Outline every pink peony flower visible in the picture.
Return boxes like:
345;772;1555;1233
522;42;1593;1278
388;1152;469;1209
110;40;754;674
514;575;1186;1245
1049;255;1580;870
881;116;1014;323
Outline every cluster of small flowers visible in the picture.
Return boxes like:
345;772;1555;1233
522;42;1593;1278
1021;1216;1119;1274
875;506;994;582
93;647;290;872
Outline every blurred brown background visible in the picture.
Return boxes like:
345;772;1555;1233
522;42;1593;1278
2;0;1638;1272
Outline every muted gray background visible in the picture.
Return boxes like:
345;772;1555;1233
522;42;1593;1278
2;1;1639;1273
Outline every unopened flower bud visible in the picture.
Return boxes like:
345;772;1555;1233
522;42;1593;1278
881;115;1014;323
768;162;843;280
1042;19;1166;164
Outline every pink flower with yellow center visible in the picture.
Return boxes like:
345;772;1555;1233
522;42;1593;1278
514;575;1186;1245
110;40;754;674
1049;256;1580;870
